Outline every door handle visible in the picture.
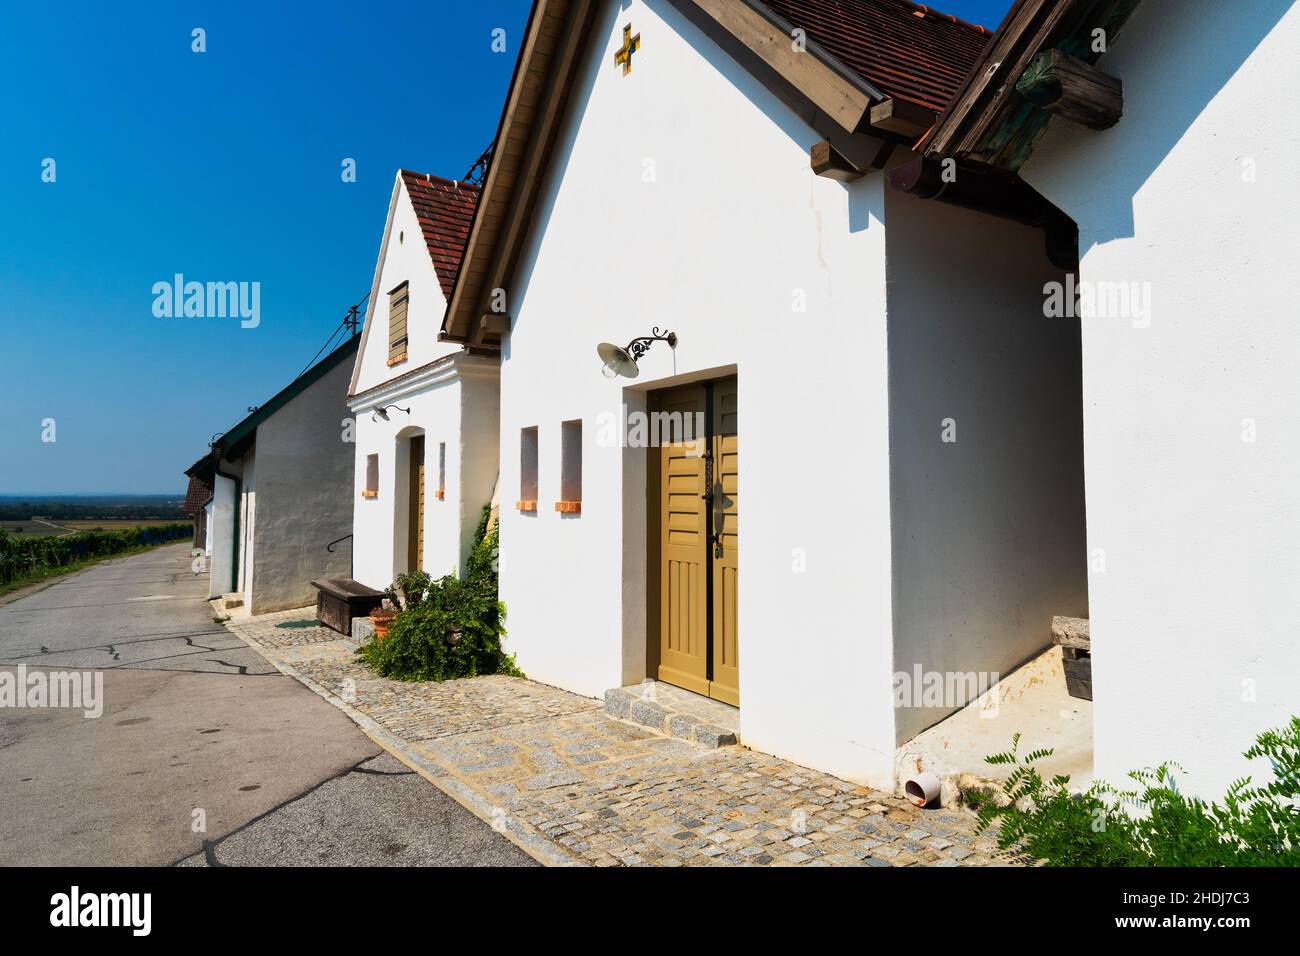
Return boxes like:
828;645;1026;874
700;448;714;505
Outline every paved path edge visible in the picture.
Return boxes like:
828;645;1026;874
215;604;581;867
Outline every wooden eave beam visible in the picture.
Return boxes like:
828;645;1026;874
868;97;938;138
1015;48;1122;129
811;140;863;181
669;0;881;135
811;134;895;180
925;0;1143;169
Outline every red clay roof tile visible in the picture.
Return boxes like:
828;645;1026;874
760;0;992;112
398;170;481;298
182;474;213;515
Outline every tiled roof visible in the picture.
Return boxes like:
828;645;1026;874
182;473;212;515
760;0;993;112
399;170;480;298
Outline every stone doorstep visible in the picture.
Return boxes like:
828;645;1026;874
603;685;739;749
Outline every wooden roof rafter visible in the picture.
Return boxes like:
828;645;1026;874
922;0;1145;171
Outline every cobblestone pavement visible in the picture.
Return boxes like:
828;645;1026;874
226;608;1012;867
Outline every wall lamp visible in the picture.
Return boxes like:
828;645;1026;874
597;328;678;379
372;404;411;423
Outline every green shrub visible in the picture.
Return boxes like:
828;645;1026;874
387;569;433;610
357;505;522;682
977;718;1300;866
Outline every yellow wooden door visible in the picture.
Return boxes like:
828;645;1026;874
710;377;740;706
409;436;425;572
651;378;740;706
654;384;710;696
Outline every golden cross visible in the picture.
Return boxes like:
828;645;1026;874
614;24;640;75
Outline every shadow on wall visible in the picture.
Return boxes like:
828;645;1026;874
1061;0;1294;251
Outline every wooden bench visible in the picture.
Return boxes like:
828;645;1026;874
1052;615;1091;701
312;578;384;636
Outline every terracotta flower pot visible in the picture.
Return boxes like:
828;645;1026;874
371;613;396;641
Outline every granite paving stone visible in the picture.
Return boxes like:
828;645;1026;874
224;607;1014;868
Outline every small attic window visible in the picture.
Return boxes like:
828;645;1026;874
388;282;409;366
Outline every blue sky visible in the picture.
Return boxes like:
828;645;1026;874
0;0;1010;495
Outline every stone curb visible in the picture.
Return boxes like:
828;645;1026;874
217;611;582;868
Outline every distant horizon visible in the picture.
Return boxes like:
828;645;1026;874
0;492;185;499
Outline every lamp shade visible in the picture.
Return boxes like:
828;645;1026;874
597;342;640;379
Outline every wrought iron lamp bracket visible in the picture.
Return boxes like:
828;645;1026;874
624;328;677;362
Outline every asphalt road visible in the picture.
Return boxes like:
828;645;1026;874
0;544;534;867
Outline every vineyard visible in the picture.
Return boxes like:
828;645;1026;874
0;523;192;587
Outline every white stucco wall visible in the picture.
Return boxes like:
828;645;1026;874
248;355;355;614
498;0;898;786
208;473;238;598
352;175;463;397
1018;0;1300;795
457;366;502;557
236;449;256;600
883;188;1089;743
350;357;501;591
203;501;213;556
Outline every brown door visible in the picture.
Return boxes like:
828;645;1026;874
653;384;710;696
710;378;740;705
650;376;739;705
408;436;425;572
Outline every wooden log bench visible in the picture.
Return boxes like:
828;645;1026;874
312;578;384;636
1051;615;1091;701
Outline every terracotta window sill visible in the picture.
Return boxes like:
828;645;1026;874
554;500;582;514
516;500;537;513
386;353;408;367
361;490;378;499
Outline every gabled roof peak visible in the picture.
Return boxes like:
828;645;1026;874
397;169;481;192
397;169;480;298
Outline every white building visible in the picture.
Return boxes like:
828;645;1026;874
925;0;1300;796
346;170;499;591
439;0;1089;790
191;335;358;615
